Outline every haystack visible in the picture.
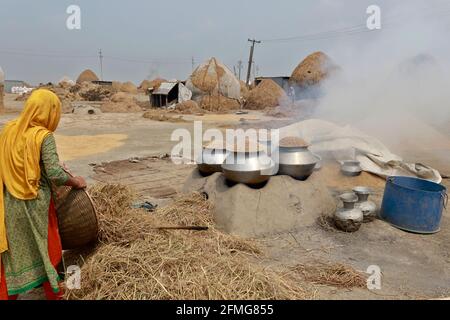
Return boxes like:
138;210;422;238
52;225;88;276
244;79;288;110
120;82;138;94
112;81;122;91
290;52;339;87
175;100;203;114
139;78;166;92
58;76;75;88
240;80;249;98
199;95;240;112
186;58;240;100
64;185;310;300
76;69;99;84
110;92;135;103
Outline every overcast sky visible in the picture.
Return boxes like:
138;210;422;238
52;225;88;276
1;0;449;84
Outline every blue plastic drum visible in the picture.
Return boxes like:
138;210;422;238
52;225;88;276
380;176;447;234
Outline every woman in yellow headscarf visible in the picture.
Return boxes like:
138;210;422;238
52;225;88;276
0;89;86;300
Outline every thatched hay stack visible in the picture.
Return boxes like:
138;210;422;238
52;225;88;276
186;57;240;100
64;185;310;300
290;52;339;88
200;95;240;112
120;81;138;94
76;69;99;84
244;79;288;110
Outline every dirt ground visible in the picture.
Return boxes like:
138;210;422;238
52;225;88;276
1;93;449;300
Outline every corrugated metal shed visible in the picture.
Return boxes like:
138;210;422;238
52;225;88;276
153;82;178;95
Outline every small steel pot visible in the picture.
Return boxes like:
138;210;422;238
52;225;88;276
341;160;362;177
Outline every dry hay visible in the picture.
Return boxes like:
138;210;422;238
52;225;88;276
64;184;309;300
187;58;241;100
112;81;122;91
244;79;288;110
120;82;138;94
110;92;136;103
292;262;366;289
101;100;142;113
143;109;187;122
76;69;99;84
290;52;340;88
240;80;249;98
71;82;115;102
139;78;166;92
199;95;240;112
174;100;203;114
190;57;226;94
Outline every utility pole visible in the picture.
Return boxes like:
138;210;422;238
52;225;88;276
237;60;243;81
246;39;261;86
191;56;195;72
99;49;104;81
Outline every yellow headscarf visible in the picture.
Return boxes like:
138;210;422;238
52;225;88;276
0;89;61;253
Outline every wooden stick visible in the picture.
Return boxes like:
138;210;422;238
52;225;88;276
154;226;209;231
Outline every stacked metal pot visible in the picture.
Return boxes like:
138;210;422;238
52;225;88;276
197;135;322;186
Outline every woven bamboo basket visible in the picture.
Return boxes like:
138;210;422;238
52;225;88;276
54;185;98;250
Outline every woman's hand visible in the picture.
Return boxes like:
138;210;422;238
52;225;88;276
66;176;87;189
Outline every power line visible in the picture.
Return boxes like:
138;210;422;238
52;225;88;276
260;5;450;44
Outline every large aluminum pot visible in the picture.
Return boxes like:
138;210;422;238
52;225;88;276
273;137;320;180
222;150;276;185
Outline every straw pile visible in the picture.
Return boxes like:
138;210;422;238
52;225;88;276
190;58;225;94
72;82;115;101
199;95;240;112
120;82;138;94
290;52;339;88
139;78;166;92
244;79;288;110
64;184;309;300
292;262;366;289
76;69;99;84
143;109;187;122
240;80;249;98
174;100;203;114
186;58;241;100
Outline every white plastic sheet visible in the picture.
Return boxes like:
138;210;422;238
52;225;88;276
279;119;442;183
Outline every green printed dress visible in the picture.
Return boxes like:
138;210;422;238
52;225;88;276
1;134;69;295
